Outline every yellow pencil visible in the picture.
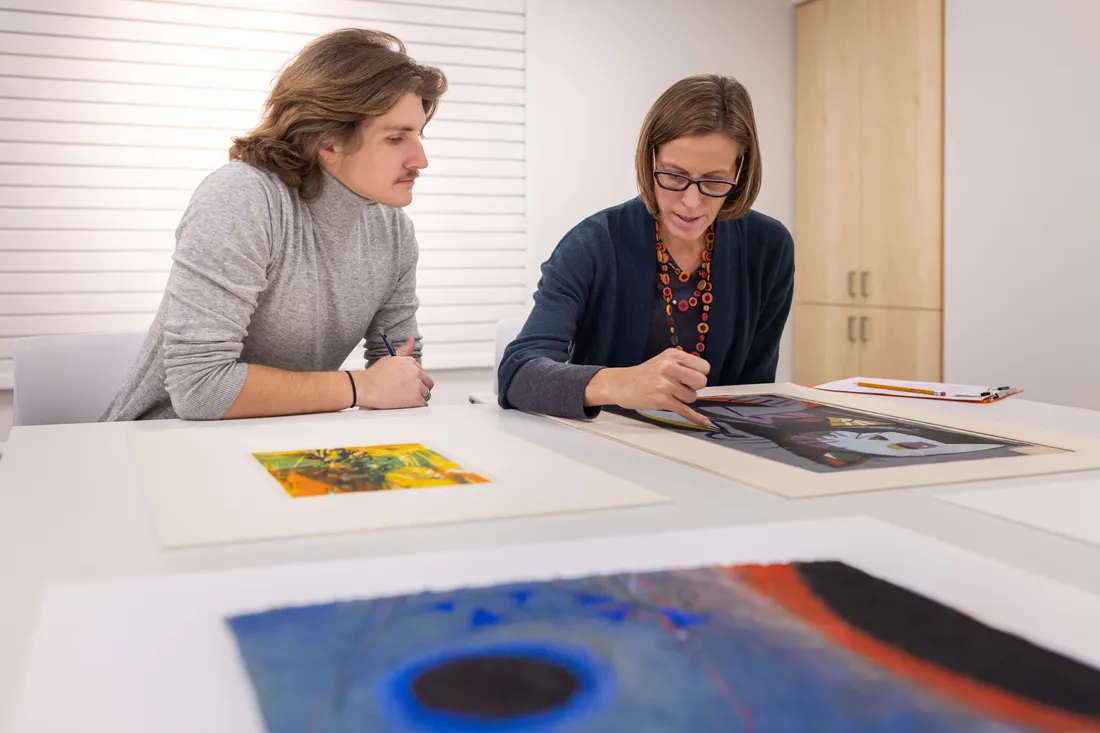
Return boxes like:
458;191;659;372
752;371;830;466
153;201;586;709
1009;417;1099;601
856;381;946;397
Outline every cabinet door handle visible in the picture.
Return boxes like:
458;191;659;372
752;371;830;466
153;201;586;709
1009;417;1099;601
847;316;856;342
860;270;869;298
860;316;869;342
847;271;856;298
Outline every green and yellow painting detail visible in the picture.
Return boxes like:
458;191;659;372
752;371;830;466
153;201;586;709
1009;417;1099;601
253;443;490;498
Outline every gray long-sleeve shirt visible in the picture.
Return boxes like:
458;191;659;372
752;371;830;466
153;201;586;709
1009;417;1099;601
100;161;422;421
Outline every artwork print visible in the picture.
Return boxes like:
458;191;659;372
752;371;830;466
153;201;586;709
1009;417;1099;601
227;561;1100;732
252;443;490;497
608;394;1064;472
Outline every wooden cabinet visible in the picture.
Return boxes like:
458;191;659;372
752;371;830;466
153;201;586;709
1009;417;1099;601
793;0;943;382
793;0;862;305
794;304;941;387
793;304;859;386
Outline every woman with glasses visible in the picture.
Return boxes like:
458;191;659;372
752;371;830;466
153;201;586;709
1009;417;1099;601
497;74;794;426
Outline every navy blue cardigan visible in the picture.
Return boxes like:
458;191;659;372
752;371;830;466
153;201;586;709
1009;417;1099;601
497;197;794;407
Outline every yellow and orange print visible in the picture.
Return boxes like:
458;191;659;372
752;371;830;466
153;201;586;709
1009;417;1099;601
253;443;490;498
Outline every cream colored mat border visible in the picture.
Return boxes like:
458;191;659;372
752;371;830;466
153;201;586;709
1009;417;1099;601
542;383;1100;498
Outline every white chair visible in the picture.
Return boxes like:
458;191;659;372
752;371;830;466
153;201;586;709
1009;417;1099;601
13;332;147;426
468;316;526;404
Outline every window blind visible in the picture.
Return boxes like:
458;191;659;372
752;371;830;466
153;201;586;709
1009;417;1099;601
0;0;527;387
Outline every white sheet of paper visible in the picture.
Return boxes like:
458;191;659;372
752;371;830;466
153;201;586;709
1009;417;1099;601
814;377;1017;401
126;407;670;548
11;516;1100;733
938;477;1100;547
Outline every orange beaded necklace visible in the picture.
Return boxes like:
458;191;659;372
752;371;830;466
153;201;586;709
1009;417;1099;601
655;220;713;357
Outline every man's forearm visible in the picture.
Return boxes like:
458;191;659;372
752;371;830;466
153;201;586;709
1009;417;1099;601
220;364;354;420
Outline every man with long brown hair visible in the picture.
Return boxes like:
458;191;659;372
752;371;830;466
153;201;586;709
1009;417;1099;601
102;29;446;421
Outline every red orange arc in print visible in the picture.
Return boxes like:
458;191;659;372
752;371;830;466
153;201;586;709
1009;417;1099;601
731;565;1100;732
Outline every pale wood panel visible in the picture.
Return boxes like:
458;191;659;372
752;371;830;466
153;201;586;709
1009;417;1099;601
860;0;942;308
792;303;861;386
858;307;942;380
794;0;863;305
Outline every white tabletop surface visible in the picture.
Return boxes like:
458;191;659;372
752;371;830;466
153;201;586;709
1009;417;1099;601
3;394;1100;727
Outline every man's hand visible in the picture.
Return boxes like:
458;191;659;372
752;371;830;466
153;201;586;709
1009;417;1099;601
356;337;435;409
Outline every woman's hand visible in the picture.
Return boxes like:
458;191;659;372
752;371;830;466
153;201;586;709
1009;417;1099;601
355;337;435;409
585;348;711;426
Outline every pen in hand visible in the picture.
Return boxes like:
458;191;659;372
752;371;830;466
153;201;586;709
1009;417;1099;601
381;332;398;357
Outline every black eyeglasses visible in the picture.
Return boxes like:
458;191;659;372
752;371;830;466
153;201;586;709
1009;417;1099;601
654;170;738;197
652;155;744;197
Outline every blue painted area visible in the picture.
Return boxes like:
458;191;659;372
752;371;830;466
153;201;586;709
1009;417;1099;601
470;609;502;628
598;608;629;623
226;570;1041;733
661;609;709;628
376;641;616;733
510;590;534;606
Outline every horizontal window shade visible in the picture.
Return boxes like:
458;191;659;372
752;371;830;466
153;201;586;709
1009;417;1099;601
0;166;524;195
0;0;526;385
0;35;523;87
0;82;524;123
168;0;525;17
0;230;525;252
1;187;523;215
0;4;525;53
0;144;525;176
1;188;525;215
0;55;525;104
0;306;524;337
0;265;523;292
0;122;525;159
1;210;526;232
0;285;527;314
0;249;526;271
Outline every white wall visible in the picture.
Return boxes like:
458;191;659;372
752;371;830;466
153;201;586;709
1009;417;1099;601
525;0;796;380
945;0;1100;408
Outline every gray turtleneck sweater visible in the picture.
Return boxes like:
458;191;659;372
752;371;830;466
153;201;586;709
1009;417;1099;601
100;161;422;421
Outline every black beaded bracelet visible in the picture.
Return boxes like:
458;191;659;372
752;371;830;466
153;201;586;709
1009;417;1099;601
345;370;357;409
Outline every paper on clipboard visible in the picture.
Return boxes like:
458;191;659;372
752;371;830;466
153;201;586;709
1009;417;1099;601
812;377;1023;403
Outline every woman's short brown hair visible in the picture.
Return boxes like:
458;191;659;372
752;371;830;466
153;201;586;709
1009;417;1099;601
635;74;762;221
229;28;447;200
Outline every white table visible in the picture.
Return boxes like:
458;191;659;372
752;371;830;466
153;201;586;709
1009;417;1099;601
3;395;1100;727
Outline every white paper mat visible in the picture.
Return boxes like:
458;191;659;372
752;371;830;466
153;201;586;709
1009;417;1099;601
11;516;1100;732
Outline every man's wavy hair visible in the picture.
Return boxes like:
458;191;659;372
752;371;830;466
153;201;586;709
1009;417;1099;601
229;28;447;200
